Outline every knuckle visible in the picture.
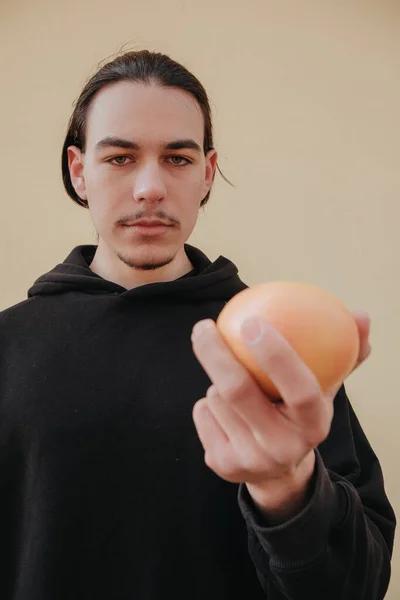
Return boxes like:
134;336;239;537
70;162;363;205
296;381;321;411
204;451;215;470
306;413;333;447
305;431;321;449
205;450;237;480
319;411;334;441
205;388;222;413
192;398;206;419
223;376;252;404
206;386;218;403
216;453;236;477
240;451;266;476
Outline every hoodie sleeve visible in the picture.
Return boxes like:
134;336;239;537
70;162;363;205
237;385;396;600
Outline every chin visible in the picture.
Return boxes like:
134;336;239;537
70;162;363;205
116;243;177;271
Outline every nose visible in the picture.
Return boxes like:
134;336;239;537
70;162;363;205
132;162;167;204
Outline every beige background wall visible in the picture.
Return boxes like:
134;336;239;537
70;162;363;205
1;0;399;596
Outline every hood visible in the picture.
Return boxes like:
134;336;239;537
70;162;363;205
28;244;248;302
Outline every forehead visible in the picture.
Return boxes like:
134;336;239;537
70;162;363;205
85;81;205;147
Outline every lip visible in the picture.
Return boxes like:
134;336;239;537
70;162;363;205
127;219;173;227
122;220;173;237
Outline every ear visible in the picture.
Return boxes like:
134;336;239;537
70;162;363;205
67;146;87;201
203;149;218;197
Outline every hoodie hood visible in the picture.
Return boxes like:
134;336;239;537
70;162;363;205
28;244;248;302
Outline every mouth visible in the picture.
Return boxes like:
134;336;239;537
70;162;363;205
121;219;174;237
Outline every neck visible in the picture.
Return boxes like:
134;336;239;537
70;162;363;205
89;241;194;290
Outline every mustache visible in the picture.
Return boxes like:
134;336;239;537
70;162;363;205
116;210;180;227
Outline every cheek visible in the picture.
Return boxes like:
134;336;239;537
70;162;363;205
179;168;206;197
85;164;118;192
178;188;203;231
84;165;126;213
84;171;113;227
176;176;203;206
173;172;205;218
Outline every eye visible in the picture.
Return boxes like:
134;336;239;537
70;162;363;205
107;156;132;166
166;156;192;167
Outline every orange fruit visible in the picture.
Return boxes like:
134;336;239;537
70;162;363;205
217;282;360;398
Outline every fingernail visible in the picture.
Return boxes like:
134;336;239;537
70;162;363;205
241;317;264;344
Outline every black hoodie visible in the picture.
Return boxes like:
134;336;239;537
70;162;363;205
0;244;395;600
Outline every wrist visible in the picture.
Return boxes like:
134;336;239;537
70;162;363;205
246;452;316;524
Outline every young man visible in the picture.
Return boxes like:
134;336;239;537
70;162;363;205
0;50;395;599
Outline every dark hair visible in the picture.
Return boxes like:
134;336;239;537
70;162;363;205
62;50;223;208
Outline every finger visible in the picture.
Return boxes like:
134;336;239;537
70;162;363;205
205;385;257;456
191;319;268;404
192;397;229;450
351;310;372;368
319;311;371;402
205;386;308;472
192;397;237;476
241;317;332;443
192;321;319;449
191;320;278;433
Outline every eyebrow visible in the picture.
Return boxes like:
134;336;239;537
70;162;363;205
95;136;202;153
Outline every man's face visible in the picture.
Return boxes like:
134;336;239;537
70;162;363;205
68;81;217;270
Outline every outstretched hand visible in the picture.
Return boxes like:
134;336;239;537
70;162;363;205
191;310;371;521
